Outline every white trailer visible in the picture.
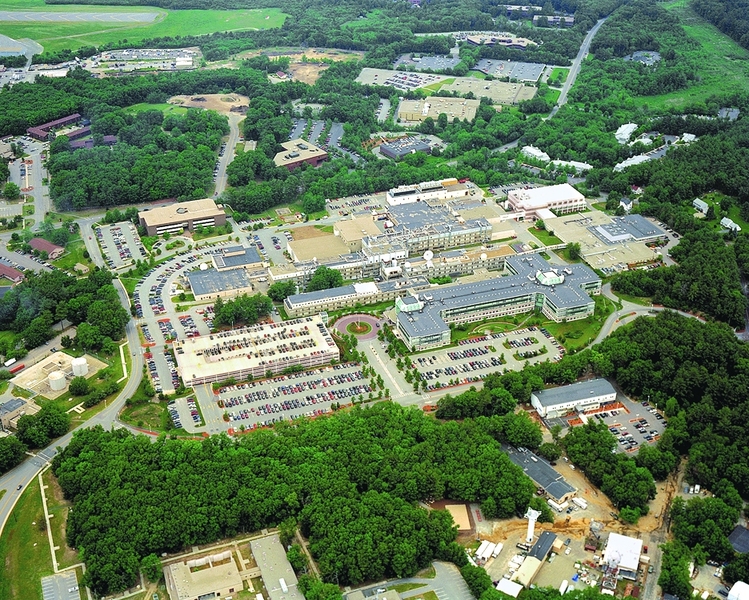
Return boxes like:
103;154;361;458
476;540;490;559
695;484;701;494
478;542;497;562
559;580;569;595
492;543;504;558
547;499;568;512
572;497;588;510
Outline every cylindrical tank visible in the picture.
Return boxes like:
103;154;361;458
49;371;66;391
71;356;88;377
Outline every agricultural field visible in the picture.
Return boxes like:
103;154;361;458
635;1;749;110
0;3;287;54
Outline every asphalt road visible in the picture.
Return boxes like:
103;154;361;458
214;113;242;198
356;561;474;600
550;17;607;117
0;279;143;538
0;10;158;22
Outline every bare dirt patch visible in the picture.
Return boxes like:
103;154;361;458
290;225;329;240
168;93;249;114
288;62;329;85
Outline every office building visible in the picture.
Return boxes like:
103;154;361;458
174;315;339;386
531;379;617;418
395;254;600;351
186;268;255;302
504;183;587;220
138;198;226;236
380;137;431;159
211;245;264;271
274;139;328;170
164;551;242;600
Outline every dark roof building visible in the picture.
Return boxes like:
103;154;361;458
529;531;557;561
27;113;81;141
186;268;254;302
507;447;576;502
70;135;117;150
29;238;64;260
380;137;431;160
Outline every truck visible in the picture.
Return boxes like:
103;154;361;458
695;484;701;494
8;363;24;374
572;497;588;510
476;540;490;559
547;499;568;512
559;580;569;595
478;542;496;562
492;543;504;558
3;357;16;367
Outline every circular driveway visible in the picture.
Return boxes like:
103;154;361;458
334;314;380;340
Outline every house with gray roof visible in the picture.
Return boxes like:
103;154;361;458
531;379;616;418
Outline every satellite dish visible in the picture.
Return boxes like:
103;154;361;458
480;253;488;260
200;263;209;271
423;250;434;261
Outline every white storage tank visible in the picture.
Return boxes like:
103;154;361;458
71;356;89;377
49;370;66;391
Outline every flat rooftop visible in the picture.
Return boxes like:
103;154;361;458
441;77;537;105
274;138;327;167
533;379;616;408
590;214;666;245
139;198;223;228
603;533;642;572
398;97;481;122
335;217;384;241
508;183;585;210
213;245;263;269
165;551;242;600
174;315;337;383
186;268;253;297
288;234;351;261
250;534;304;600
397;254;598;340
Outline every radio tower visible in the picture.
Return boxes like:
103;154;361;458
524;507;541;543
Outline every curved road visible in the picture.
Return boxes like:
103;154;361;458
0;273;143;537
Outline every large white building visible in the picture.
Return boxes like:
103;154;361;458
174;315;339;386
504;184;587;220
602;533;643;580
531;379;617;418
386;178;471;206
729;581;749;600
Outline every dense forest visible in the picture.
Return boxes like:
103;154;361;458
48;108;228;208
0;269;129;356
53;403;540;594
693;0;749;51
611;228;746;326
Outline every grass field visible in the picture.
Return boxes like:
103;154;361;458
529;227;563;246
0;475;54;600
1;6;287;54
53;239;92;272
420;78;454;93
549;67;569;83
125;102;189;116
635;1;749;110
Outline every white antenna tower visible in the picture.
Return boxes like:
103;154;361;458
524;507;541;543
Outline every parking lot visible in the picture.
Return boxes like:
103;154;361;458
326;192;387;217
191;363;373;433
290;118;306;139
96;222;147;269
595;397;667;453
409;327;564;391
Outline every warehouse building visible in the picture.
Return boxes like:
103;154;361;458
174;315;339;386
397;97;480;123
27;113;81;141
164;551;242;600
531;379;617;418
504;183;587;220
274;139;328;170
211;245;264;271
380;137;431;159
466;33;536;49
250;535;304;600
186;268;255;302
138;198;226;236
395;254;600;351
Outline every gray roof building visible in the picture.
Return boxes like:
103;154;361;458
590;214;666;245
530;531;557;561
396;254;600;350
532;379;616;410
380;137;431;160
212;245;263;270
507;448;576;502
0;397;25;415
186;268;254;301
250;534;304;600
693;198;709;213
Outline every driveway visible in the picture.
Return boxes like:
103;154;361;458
389;562;474;600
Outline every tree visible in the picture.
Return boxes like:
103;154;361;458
537;442;561;462
460;564;493;598
306;266;343;293
268;281;297;302
3;182;20;201
140;554;162;583
69;376;90;397
287;544;308;573
0;436;27;474
567;242;581;260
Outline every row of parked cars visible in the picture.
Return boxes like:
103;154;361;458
448;346;491;361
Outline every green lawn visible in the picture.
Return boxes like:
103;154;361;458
610;290;651;307
529;227;563;246
390;583;427;593
542;294;617;351
120;401;169;431
634;2;749;110
420;79;454;93
0;476;54;600
1;7;288;54
125;103;189;116
53;239;92;272
549;67;569;83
